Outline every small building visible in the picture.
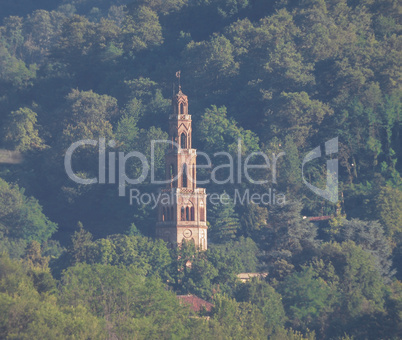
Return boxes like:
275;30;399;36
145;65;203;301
237;273;268;282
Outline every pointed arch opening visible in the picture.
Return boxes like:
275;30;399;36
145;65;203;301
182;163;187;187
192;164;195;187
180;133;187;149
181;207;185;221
186;207;190;221
190;207;195;221
200;201;205;222
180;102;184;115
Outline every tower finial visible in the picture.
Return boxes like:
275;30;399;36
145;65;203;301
175;70;181;91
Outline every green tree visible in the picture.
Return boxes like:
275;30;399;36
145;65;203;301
127;0;188;15
116;111;139;151
258;200;318;263
24;240;49;271
3;107;45;152
70;221;92;264
1;16;24;56
279;267;334;333
211;294;267;339
197;105;259;155
209;193;241;242
0;44;36;87
320;241;387;338
183;34;239;93
375;185;402;245
235;279;286;334
265;42;315;91
279;135;302;191
51;15;96;64
330;218;393;278
0;254;103;339
0;178;57;242
340;241;386;317
268;91;333;147
122;6;163;52
240;203;269;237
60;262;192;339
61;89;118;142
23;10;66;64
57;89;118;189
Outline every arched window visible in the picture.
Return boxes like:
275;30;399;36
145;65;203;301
190;207;195;221
186;207;190;221
180;133;187;149
180;102;184;115
162;207;166;221
170;164;174;178
200;201;205;222
181;207;185;221
182;164;187;187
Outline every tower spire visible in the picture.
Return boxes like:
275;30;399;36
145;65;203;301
155;78;208;250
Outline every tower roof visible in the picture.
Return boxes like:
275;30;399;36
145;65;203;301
174;87;187;99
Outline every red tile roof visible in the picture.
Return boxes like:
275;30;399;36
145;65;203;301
177;294;214;313
308;216;332;221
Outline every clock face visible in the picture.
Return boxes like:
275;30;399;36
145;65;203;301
183;229;192;238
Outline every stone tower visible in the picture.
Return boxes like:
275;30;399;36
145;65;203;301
155;85;207;250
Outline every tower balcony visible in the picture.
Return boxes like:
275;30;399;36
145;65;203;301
156;220;207;227
169;114;191;120
159;187;206;195
167;148;196;155
180;149;196;155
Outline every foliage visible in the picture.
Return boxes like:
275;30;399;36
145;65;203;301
209;192;241;242
279;267;333;332
257;200;318;263
235;278;286;333
0;254;104;339
329;218;394;278
0;178;57;242
59;262;192;339
0;0;400;337
375;185;402;245
3;107;45;152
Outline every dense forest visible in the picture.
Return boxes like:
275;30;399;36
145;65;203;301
0;0;401;338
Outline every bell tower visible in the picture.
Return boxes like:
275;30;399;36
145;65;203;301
155;80;207;250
